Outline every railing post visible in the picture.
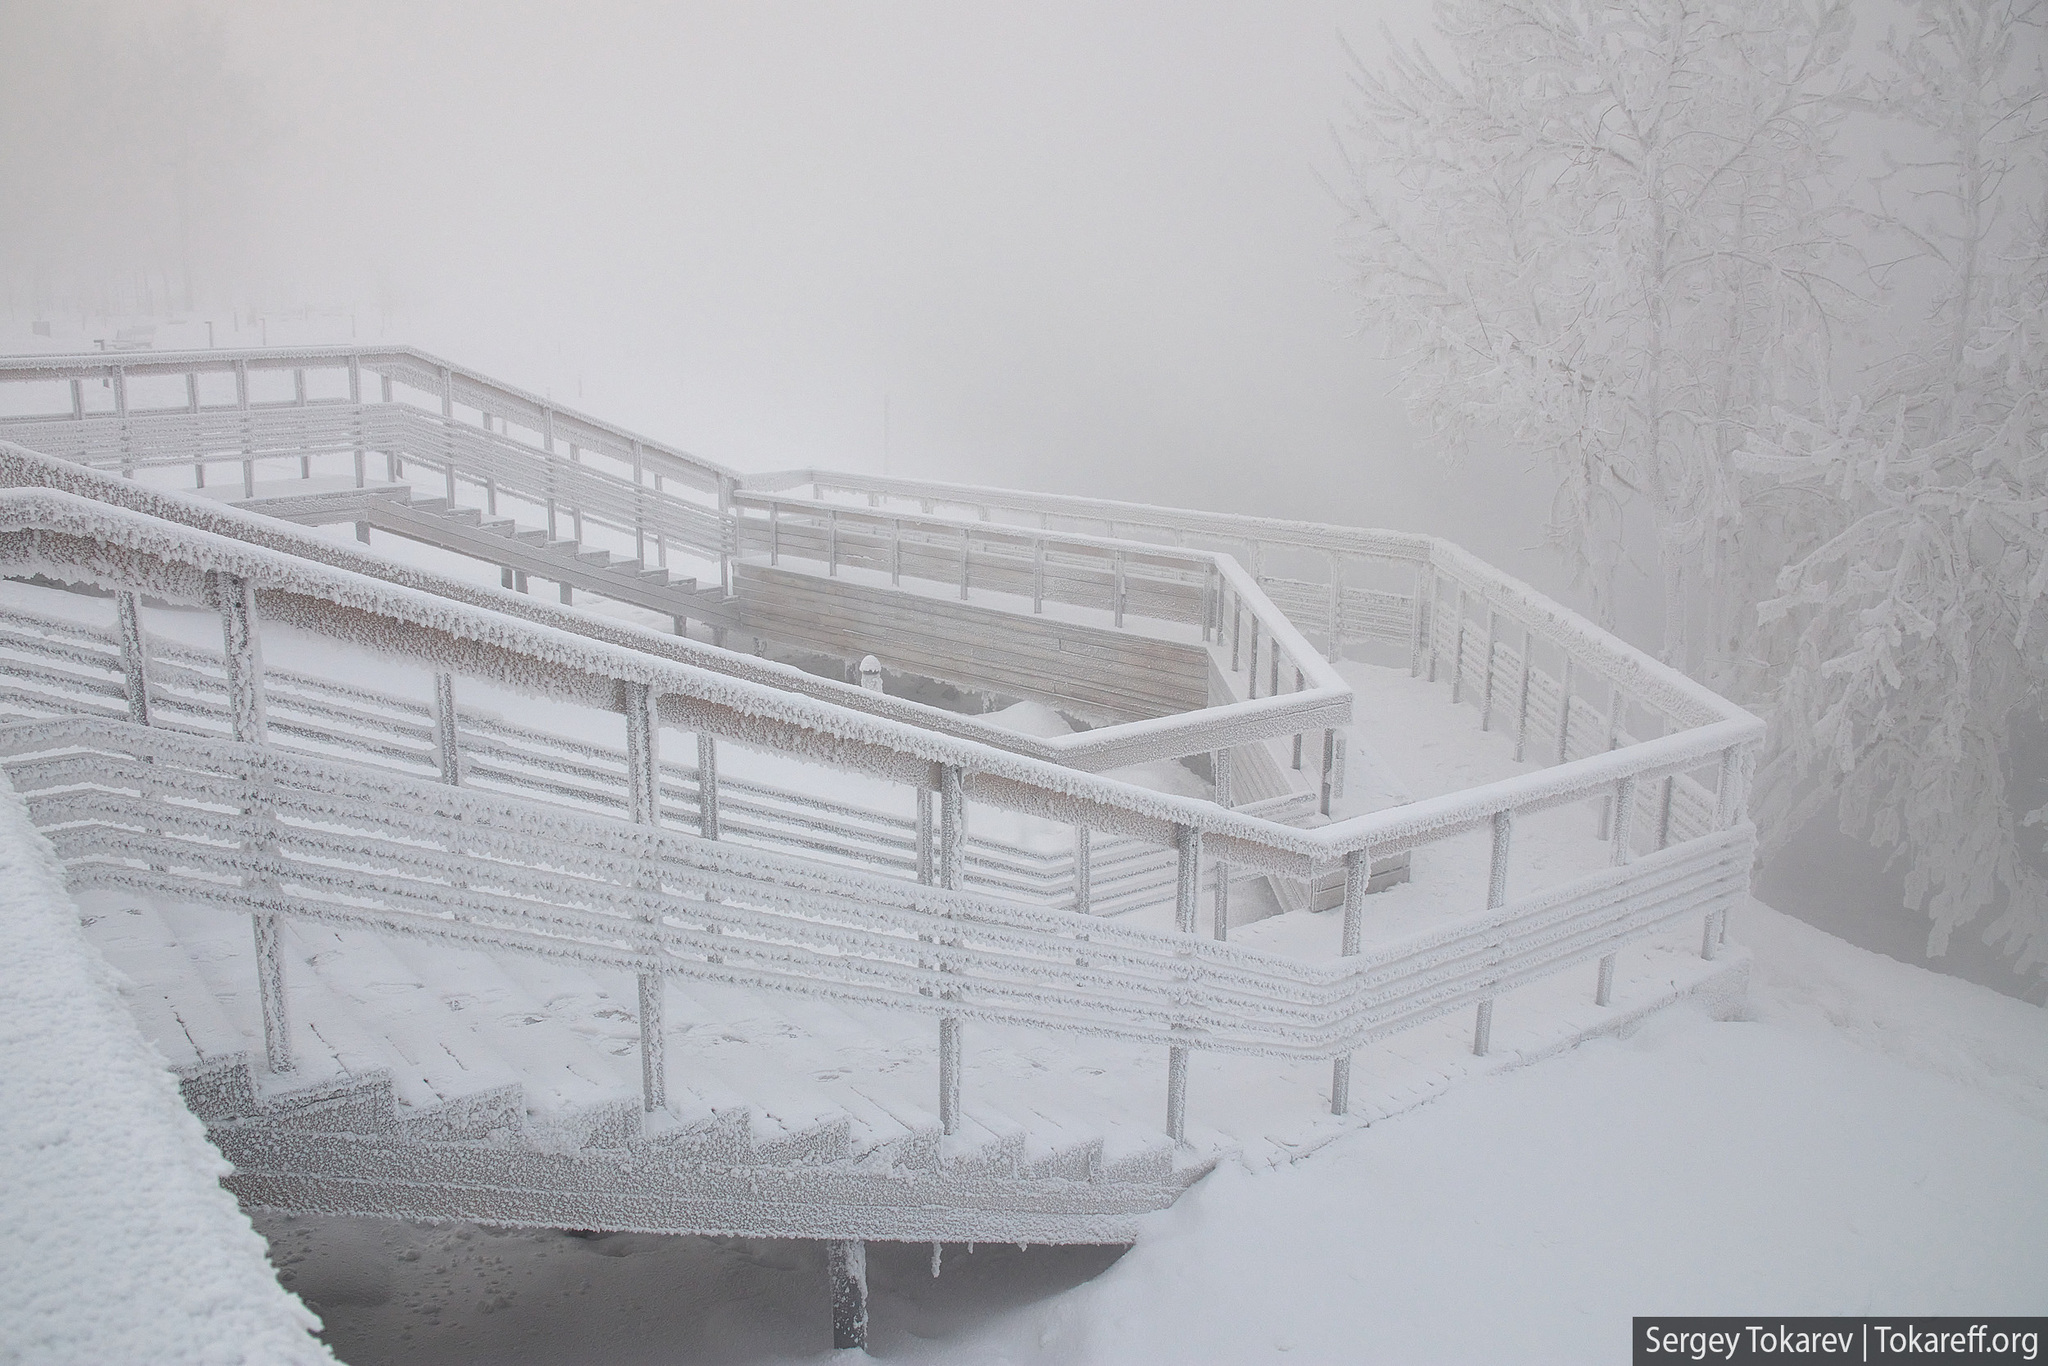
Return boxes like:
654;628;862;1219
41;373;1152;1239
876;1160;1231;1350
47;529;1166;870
1175;825;1201;935
624;681;666;1112
219;572;265;746
1166;1040;1189;1143
827;509;839;576
1112;549;1127;628
696;733;720;840
770;502;782;565
1474;808;1512;1057
1072;825;1091;913
1327;552;1343;657
431;672;463;786
1292;668;1306;770
916;789;934;885
1031;537;1045;613
939;764;965;890
1230;594;1242;672
1449;586;1468;703
893;519;905;587
1330;849;1370;1115
112;365;131;477
1710;744;1752;950
293;368;312;479
1513;625;1533;762
236;360;254;498
1610;774;1636;864
1319;728;1336;817
1555;656;1575;766
958;527;971;600
348;357;366;489
1597;684;1622;838
216;571;291;1075
937;763;965;1133
1480;608;1499;730
1248;619;1261;698
1598;773;1638;1001
115;592;151;727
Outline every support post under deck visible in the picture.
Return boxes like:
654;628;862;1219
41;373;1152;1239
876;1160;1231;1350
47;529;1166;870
827;1240;868;1350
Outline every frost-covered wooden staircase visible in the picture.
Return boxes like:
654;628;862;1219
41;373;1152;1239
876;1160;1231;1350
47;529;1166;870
227;478;727;626
0;345;1768;1351
83;893;1197;1245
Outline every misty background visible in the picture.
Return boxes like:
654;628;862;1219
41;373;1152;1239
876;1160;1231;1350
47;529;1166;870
0;0;2032;998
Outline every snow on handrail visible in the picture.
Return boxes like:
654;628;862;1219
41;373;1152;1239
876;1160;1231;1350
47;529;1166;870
0;443;1332;773
1;715;1753;1061
742;468;1751;733
0;479;1759;876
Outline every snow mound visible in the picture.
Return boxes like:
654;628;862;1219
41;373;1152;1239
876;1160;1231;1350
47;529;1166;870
981;700;1077;739
0;776;333;1365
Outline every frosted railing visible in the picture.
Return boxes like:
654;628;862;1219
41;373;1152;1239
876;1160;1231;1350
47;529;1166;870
0;481;1760;1139
0;350;1347;774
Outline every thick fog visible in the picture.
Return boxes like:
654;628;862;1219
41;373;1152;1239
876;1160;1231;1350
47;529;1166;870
1;1;1583;595
3;0;2042;999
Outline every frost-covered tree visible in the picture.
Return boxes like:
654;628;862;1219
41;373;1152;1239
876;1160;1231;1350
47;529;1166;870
1339;0;1860;663
1741;0;2048;973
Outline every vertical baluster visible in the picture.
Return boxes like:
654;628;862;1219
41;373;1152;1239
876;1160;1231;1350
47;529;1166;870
113;365;130;477
1292;668;1306;770
1113;549;1127;627
1555;656;1575;766
432;673;463;786
236;360;254;498
1597;772;1637;1004
293;368;311;479
1474;809;1513;1056
696;733;720;840
1319;728;1337;817
1480;607;1499;730
1176;825;1202;935
1032;537;1045;613
1597;684;1623;838
348;357;365;489
115;592;150;726
958;528;971;600
218;572;289;1074
1166;1041;1189;1143
1449;586;1469;703
187;371;205;488
916;789;934;885
1328;553;1343;658
770;502;782;565
1071;826;1091;914
1513;625;1533;762
893;519;905;587
382;374;400;481
827;509;839;576
1230;593;1242;672
625;682;665;1111
1330;850;1370;1115
937;765;965;1132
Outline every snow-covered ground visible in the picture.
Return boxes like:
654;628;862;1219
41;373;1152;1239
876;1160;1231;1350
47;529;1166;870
267;898;2048;1364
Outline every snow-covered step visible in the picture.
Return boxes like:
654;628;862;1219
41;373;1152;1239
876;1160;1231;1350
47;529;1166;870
75;893;244;1071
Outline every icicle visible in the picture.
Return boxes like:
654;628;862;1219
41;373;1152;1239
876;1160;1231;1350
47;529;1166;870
929;1242;942;1278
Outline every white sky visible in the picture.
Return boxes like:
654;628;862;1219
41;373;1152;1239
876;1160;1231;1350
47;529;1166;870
1;0;1590;608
